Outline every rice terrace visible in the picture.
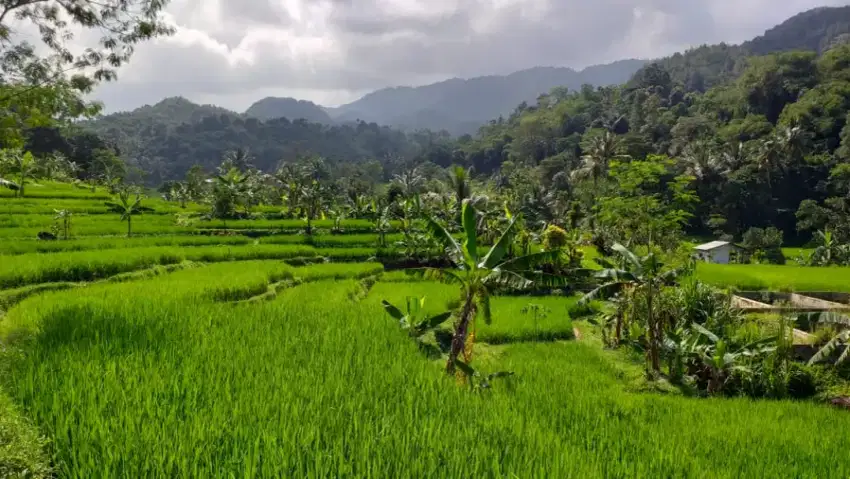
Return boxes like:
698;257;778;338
5;1;850;477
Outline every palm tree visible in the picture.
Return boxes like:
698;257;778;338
423;199;565;374
105;188;153;237
775;124;809;166
222;148;255;171
717;141;746;175
756;126;808;190
572;131;630;189
448;165;472;223
681;143;724;181
755;138;781;188
580;243;686;373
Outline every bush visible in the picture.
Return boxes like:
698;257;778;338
742;227;785;264
542;225;568;250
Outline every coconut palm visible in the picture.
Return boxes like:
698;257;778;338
222;148;255;171
681;143;725;181
423;199;566;374
105;188;154;237
572;131;630;189
756;126;808;190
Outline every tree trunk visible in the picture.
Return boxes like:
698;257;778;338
647;283;661;373
446;291;476;374
127;216;132;238
615;313;623;345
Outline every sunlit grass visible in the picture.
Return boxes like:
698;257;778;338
0;273;848;476
0;245;318;288
3;189;850;477
695;263;850;291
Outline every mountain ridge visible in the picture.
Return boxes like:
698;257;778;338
89;6;850;139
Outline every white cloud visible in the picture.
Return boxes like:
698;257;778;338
83;0;848;113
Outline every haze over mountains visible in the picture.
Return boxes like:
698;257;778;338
232;59;646;135
88;5;850;147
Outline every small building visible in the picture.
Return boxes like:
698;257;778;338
693;240;738;264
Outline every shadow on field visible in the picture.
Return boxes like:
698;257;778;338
25;305;175;356
479;330;576;345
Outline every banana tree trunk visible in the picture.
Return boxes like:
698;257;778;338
446;291;476;374
647;283;661;373
615;313;623;345
127;215;132;238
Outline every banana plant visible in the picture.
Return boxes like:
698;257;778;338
381;297;452;340
807;312;850;367
422;199;566;375
374;205;392;247
452;359;515;391
675;323;776;395
579;243;688;372
105;188;154;237
53;209;72;240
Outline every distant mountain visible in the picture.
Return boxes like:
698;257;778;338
91;97;237;127
630;5;850;93
245;97;333;123
326;60;647;135
745;6;850;55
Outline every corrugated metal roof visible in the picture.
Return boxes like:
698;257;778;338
693;240;731;251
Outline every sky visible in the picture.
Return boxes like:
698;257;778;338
79;0;849;113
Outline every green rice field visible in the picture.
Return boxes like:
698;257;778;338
1;183;849;477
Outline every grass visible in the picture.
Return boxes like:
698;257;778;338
0;197;204;215
782;247;813;262
0;244;319;289
0;233;400;255
0;391;50;478
371;282;576;343
0;181;110;200
695;263;850;291
194;218;399;232
4;187;850;477
0;215;194;238
1;274;849;476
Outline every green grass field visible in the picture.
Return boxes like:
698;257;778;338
2;270;849;477
2;183;850;477
696;263;850;291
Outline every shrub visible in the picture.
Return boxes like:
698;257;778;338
542;224;568;250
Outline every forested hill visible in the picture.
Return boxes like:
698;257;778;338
460;42;850;242
81;5;850;192
324;60;647;134
245;97;333;124
629;5;850;93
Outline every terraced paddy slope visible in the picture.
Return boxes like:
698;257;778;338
1;183;849;477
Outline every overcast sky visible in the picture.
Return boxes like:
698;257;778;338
86;0;848;113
